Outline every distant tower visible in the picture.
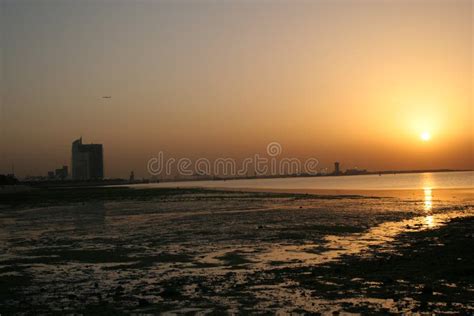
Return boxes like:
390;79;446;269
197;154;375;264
334;162;340;175
72;138;104;180
129;171;135;183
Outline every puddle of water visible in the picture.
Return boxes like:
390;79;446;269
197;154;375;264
253;210;471;268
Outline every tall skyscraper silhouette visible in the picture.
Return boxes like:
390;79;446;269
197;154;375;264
71;138;104;180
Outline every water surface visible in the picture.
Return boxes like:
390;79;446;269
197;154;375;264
131;171;473;192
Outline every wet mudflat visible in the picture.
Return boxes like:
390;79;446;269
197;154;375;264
0;187;473;314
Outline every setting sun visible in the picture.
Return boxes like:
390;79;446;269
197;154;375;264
420;132;431;141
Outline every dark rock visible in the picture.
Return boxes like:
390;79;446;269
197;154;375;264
138;298;150;306
115;285;125;295
67;294;77;300
160;287;179;298
382;277;394;285
421;284;433;296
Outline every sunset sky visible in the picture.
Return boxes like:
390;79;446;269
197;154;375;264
1;0;472;178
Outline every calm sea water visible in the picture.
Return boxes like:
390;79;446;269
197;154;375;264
134;171;473;191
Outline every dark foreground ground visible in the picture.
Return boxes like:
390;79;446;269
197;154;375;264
282;216;474;314
0;187;473;314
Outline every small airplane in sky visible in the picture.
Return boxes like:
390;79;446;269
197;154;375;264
102;96;112;99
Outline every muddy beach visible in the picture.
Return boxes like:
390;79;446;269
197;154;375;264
0;187;473;314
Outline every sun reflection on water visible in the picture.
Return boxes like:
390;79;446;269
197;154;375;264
423;187;435;228
424;188;432;212
424;215;435;228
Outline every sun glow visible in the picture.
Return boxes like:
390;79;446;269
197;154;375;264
420;131;431;141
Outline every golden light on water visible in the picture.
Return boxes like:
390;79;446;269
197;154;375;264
425;215;435;228
424;187;433;212
423;187;434;228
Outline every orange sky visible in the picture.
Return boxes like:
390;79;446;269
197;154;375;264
1;0;472;178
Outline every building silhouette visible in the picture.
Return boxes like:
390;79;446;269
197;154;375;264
345;168;368;175
55;166;68;180
334;162;341;175
47;166;68;180
71;138;104;180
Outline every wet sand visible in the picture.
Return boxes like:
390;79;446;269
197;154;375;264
0;187;473;314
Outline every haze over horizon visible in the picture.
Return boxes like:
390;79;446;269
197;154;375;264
1;0;472;178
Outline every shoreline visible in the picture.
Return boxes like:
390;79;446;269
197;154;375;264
123;170;474;198
1;185;473;207
17;169;474;186
196;187;474;200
